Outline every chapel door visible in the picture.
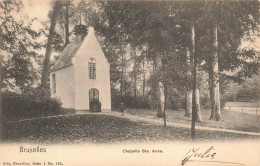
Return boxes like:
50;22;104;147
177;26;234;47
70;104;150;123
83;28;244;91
89;88;99;102
89;88;100;112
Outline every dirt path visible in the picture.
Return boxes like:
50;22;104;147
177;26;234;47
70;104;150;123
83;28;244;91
7;111;260;136
100;112;260;136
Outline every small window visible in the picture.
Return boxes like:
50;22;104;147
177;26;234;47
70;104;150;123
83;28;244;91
89;58;96;79
52;74;56;93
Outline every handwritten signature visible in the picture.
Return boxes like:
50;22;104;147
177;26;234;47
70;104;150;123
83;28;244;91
181;146;245;166
182;146;216;165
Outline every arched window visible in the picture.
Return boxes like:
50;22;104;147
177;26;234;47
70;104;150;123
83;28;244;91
88;58;96;79
52;74;56;93
89;88;99;102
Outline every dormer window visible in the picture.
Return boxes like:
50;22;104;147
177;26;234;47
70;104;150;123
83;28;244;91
89;58;96;79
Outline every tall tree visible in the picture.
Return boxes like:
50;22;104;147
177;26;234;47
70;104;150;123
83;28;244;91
154;50;165;117
188;45;202;122
100;1;173;115
41;0;62;90
0;60;3;140
200;1;259;120
0;0;43;138
163;86;167;127
180;2;203;122
133;58;137;98
1;0;42;92
64;0;70;47
142;52;146;105
191;24;197;139
184;48;192;118
95;1;258;119
128;47;144;98
120;48;124;98
209;23;221;120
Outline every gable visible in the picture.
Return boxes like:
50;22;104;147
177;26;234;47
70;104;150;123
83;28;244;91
51;27;109;72
75;27;109;66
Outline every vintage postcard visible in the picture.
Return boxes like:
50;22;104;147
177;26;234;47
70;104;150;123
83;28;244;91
0;0;260;165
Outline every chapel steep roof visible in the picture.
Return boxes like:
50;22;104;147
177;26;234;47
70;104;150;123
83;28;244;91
50;41;82;72
50;26;107;72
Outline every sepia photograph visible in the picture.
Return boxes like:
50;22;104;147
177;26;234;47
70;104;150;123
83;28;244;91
0;0;260;165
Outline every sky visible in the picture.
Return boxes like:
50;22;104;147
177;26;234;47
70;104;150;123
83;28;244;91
23;0;51;22
22;0;87;21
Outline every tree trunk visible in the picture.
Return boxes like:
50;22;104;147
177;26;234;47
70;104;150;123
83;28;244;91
185;91;192;117
133;55;137;98
184;47;192;117
158;81;165;116
124;67;127;96
142;56;146;107
209;56;215;119
154;50;165;118
191;24;197;140
120;53;124;99
41;0;62;90
64;1;70;48
215;78;221;120
185;45;202;123
196;88;202;122
0;61;4;140
164;86;167;127
231;82;236;102
209;23;221;121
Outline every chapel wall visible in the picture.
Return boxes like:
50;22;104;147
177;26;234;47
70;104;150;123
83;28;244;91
50;65;75;109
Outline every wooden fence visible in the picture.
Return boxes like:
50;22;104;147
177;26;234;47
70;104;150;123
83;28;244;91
225;106;259;115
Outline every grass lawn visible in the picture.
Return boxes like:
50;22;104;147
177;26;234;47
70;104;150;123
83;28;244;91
118;108;260;133
3;114;260;144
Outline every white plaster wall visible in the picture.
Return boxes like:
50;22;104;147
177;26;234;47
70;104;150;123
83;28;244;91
74;27;111;111
50;65;75;109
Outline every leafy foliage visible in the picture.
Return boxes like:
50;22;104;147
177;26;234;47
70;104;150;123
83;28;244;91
1;0;259;121
93;1;259;110
0;0;43;92
222;74;260;102
2;89;62;121
197;1;259;78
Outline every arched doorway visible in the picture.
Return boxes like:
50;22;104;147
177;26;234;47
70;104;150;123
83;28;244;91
89;88;101;112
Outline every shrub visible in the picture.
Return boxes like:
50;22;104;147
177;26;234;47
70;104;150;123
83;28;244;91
2;88;62;120
2;91;25;119
111;95;152;109
23;88;61;112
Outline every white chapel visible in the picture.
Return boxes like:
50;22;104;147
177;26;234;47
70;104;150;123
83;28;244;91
50;24;111;112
